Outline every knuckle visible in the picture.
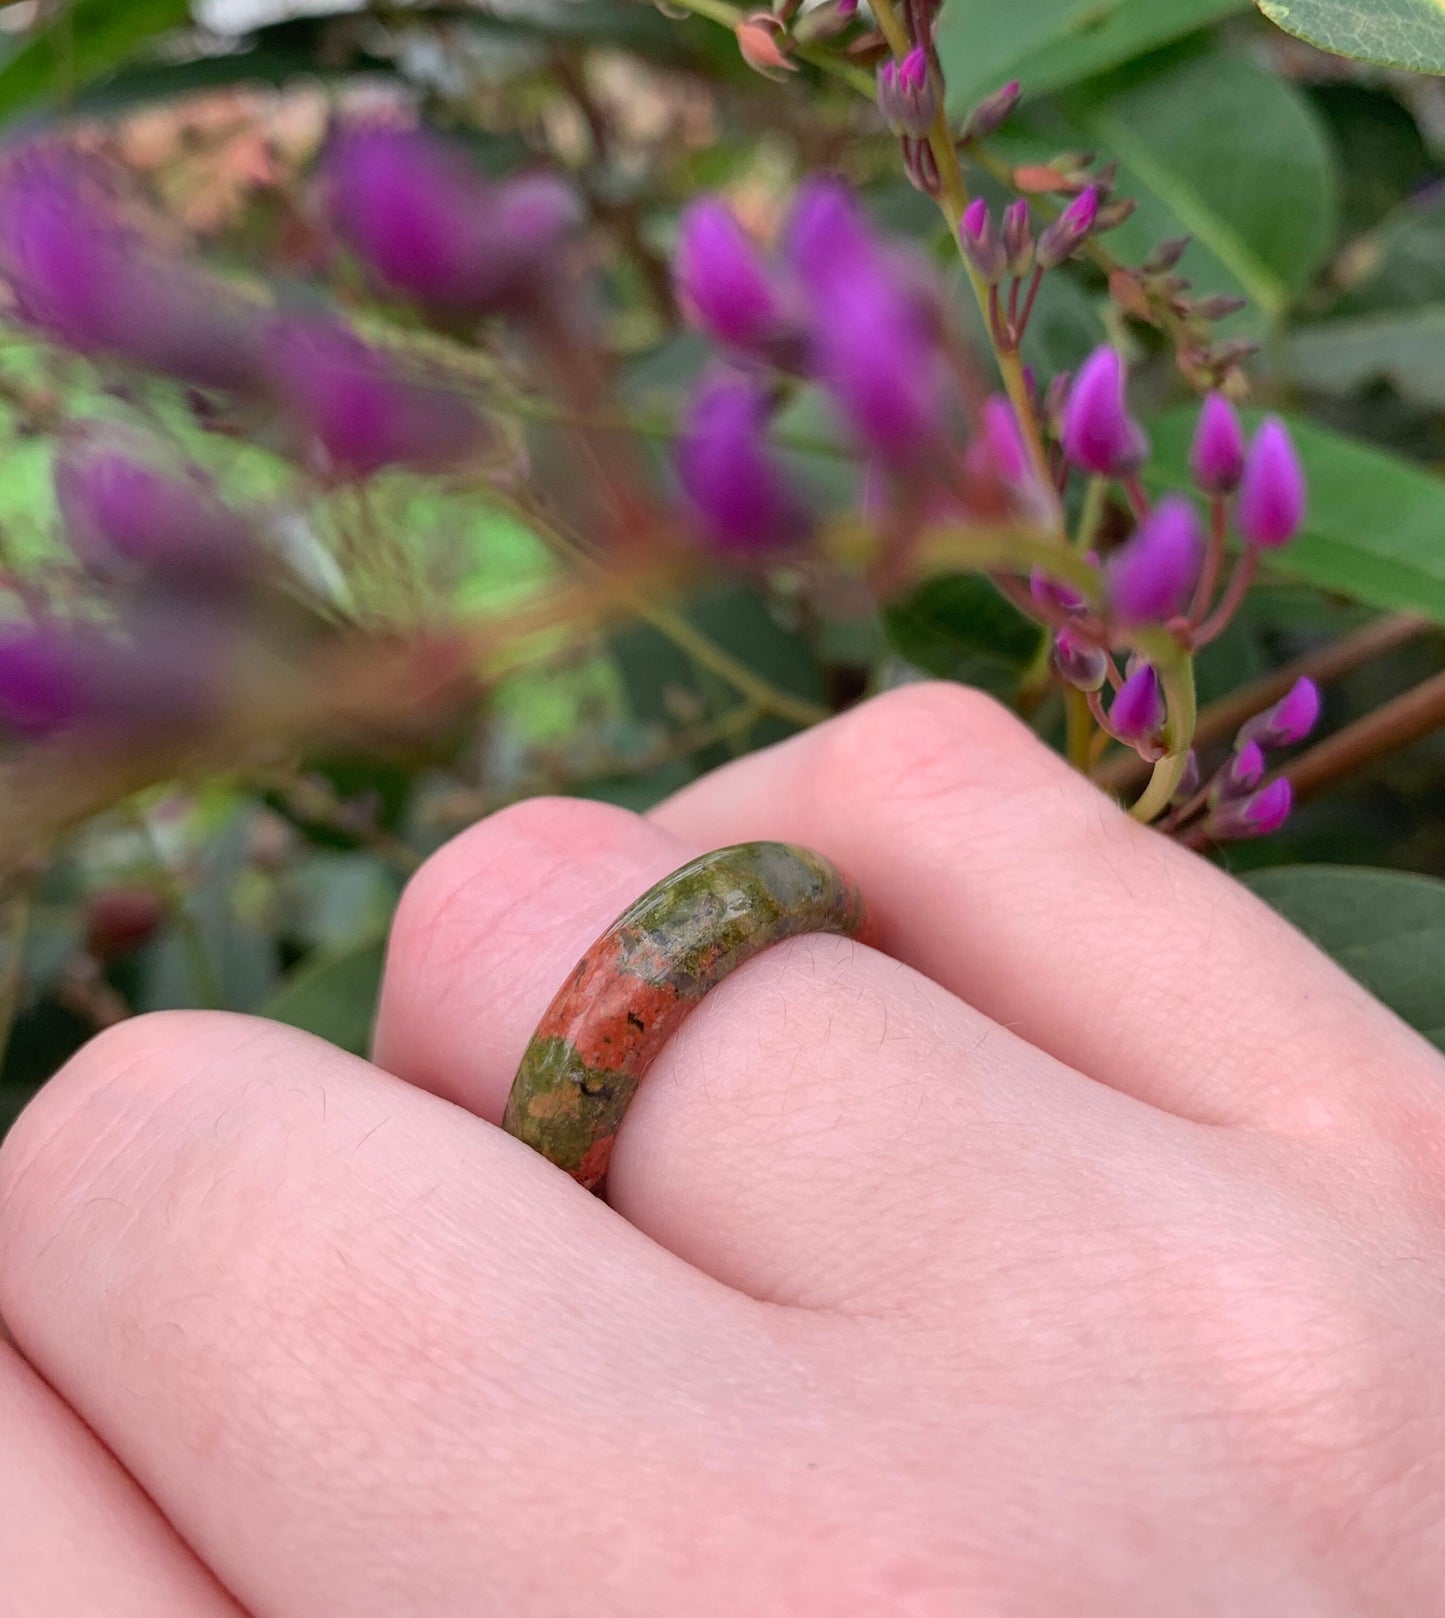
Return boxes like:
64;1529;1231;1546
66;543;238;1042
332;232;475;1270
815;681;1040;817
386;795;643;981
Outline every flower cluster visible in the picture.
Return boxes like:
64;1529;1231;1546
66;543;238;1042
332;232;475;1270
672;163;1312;839
0;428;260;739
0;126;582;745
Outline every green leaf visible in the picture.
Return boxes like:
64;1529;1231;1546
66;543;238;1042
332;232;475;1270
0;0;190;120
1255;0;1445;74
1149;409;1445;624
261;935;387;1056
1284;202;1445;408
884;574;1041;680
1063;50;1340;319
940;0;1247;113
1243;866;1445;1048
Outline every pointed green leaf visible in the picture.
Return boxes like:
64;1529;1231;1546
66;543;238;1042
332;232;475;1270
940;0;1247;113
1256;0;1445;74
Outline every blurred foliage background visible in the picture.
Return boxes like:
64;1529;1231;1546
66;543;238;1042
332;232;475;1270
2;0;1445;1134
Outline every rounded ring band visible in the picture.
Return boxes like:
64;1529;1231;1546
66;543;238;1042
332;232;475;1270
502;841;867;1191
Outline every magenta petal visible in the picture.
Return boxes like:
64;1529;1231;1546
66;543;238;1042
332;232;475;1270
1236;417;1306;549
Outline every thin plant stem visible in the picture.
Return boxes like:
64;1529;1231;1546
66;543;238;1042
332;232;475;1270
0;875;36;1080
1073;477;1107;555
1188;496;1227;625
494;490;831;728
1191;550;1258;649
1065;687;1093;770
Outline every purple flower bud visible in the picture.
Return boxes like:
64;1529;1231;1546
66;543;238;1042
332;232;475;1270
674;196;787;350
676;374;811;553
1240;675;1321;751
960;79;1021;143
877;47;937;138
784;176;876;288
1030;568;1086;616
1052;625;1106;691
54;431;254;589
325;124;578;314
1189;393;1246;497
1236;416;1306;549
267;317;484;480
959;198;1006;284
1220;739;1266;797
0;146;265;393
1206;776;1293;841
1036;185;1099;269
0;608;227;738
1110;662;1165;747
1106;496;1201;626
1002;198;1033;277
1061;345;1148;477
0;621;93;737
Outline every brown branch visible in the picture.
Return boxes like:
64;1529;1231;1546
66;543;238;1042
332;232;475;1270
1096;613;1434;794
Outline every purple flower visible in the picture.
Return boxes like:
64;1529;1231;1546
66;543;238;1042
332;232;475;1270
1002;198;1033;276
1240;675;1321;750
325;124;578;315
1036;185;1099;269
55;431;254;588
0;607;228;739
267;316;484;480
0;622;92;737
0;146;265;392
959;198;1005;283
1236;416;1306;549
1206;776;1293;841
676;374;811;553
783;176;877;288
1110;662;1165;747
1031;569;1086;616
960;79;1021;143
1053;625;1106;691
1190;393;1246;497
674;197;787;350
877;47;937;139
1220;739;1266;797
1061;346;1148;477
1106;497;1201;626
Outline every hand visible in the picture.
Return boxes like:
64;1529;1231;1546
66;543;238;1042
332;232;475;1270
4;683;1444;1617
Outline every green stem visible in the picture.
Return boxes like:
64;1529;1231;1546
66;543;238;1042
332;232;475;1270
492;491;831;729
1073;476;1107;555
1126;641;1197;823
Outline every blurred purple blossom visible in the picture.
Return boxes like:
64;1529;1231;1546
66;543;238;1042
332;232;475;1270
325;124;579;316
1236;417;1306;549
0;145;265;391
1189;393;1245;496
1061;346;1147;477
676;373;811;553
267;316;484;480
1106;497;1201;626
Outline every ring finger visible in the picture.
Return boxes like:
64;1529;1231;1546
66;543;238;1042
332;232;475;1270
372;795;1177;1312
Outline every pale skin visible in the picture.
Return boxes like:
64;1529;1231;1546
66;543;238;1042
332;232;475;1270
4;683;1445;1617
